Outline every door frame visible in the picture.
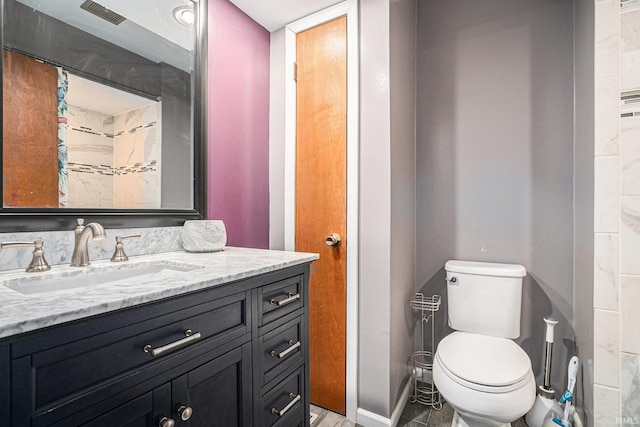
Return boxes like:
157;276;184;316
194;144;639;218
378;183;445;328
283;0;359;421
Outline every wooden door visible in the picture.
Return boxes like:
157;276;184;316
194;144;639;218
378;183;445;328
2;50;59;207
295;16;347;415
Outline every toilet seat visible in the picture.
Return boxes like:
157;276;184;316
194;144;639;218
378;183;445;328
435;331;532;393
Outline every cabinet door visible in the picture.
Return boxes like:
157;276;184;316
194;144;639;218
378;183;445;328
0;344;9;427
172;342;253;427
80;393;157;427
49;383;171;427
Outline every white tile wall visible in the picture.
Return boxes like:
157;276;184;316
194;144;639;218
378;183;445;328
594;156;620;232
621;9;640;90
594;309;620;387
621;198;640;274
67;105;115;208
594;0;640;422
621;117;640;194
594;385;620;425
621;276;640;354
113;103;162;209
66;102;162;209
621;353;640;417
595;78;621;156
594;233;620;310
596;1;620;81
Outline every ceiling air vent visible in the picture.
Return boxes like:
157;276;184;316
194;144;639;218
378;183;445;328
80;0;126;25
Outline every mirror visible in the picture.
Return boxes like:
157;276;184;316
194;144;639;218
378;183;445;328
0;0;207;231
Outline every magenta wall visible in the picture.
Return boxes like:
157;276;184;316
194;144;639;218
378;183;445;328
207;0;270;248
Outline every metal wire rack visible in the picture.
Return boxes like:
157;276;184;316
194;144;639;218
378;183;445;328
409;293;442;409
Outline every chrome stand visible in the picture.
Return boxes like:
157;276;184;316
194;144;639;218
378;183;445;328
409;293;442;409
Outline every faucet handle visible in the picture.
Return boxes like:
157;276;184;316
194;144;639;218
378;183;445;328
74;218;85;238
111;234;141;262
1;240;51;272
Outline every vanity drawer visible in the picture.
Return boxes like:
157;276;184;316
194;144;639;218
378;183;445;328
260;367;305;427
258;275;304;325
258;316;304;387
15;291;249;413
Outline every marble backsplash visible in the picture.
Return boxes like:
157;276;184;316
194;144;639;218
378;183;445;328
0;226;183;272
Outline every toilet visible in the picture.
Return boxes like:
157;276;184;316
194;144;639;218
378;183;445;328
433;260;536;427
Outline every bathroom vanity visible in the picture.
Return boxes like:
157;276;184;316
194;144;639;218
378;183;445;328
0;248;317;427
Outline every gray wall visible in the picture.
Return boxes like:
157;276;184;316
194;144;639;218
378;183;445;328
574;0;595;424
359;0;393;416
390;0;417;413
359;0;418;419
416;0;576;395
268;27;287;251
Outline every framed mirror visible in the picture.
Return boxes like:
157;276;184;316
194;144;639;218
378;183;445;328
0;0;207;231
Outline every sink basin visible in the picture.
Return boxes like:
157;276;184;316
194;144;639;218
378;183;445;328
4;262;203;295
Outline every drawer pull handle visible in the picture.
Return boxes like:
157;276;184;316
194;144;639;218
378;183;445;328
270;340;301;359
158;417;175;427
143;330;202;357
271;393;301;417
269;293;300;306
177;405;193;421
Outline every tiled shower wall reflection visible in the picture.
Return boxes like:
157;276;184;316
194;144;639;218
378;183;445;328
114;103;162;209
67;103;161;208
593;0;640;422
67;105;114;208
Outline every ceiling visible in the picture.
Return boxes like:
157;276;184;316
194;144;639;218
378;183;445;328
16;0;193;71
228;0;345;32
67;74;156;116
13;0;345;72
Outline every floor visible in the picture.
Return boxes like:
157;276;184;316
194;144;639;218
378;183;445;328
310;404;356;427
310;401;530;427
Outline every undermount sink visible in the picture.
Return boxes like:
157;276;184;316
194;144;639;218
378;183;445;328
3;262;203;295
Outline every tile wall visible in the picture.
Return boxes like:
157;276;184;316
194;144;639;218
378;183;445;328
66;102;161;209
594;0;640;422
67;105;115;208
113;103;162;209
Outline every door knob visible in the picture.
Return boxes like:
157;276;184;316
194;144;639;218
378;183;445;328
325;233;341;247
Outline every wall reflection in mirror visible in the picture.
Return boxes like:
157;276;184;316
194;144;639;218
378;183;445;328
2;0;195;209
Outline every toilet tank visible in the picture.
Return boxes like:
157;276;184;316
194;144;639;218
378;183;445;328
445;260;527;339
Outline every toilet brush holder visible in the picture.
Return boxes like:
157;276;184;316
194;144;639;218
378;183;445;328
526;388;563;427
542;418;571;427
527;317;561;427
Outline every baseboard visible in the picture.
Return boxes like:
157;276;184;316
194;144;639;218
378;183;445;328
356;378;412;427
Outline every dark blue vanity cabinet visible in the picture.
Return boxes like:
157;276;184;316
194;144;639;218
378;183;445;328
0;263;311;427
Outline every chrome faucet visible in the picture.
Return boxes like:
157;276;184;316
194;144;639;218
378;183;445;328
71;219;107;267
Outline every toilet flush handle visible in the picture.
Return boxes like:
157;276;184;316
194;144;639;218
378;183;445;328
448;276;458;285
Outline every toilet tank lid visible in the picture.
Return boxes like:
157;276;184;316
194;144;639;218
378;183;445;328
445;260;526;277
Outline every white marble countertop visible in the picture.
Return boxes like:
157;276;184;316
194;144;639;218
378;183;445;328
0;247;318;340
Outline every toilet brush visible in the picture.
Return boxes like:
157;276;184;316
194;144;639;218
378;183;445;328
525;317;563;427
552;356;580;427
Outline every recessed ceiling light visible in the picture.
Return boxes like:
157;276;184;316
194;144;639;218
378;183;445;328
173;6;194;27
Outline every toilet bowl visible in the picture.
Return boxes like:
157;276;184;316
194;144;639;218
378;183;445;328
433;260;536;427
433;332;536;426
